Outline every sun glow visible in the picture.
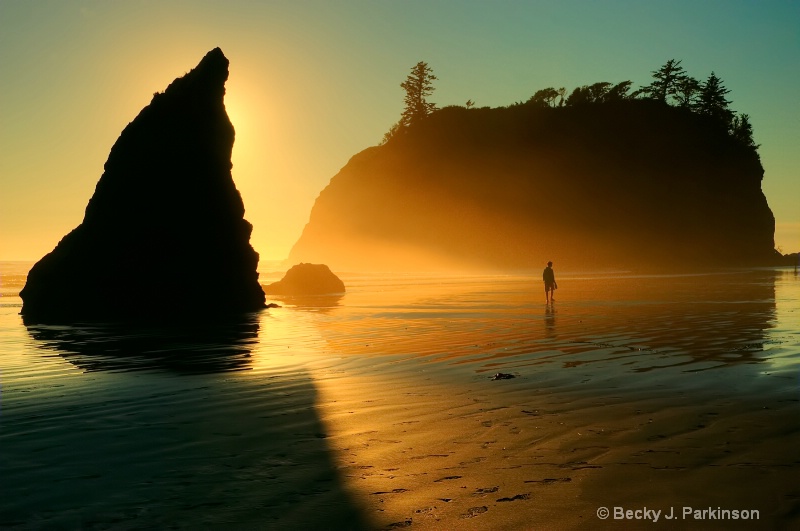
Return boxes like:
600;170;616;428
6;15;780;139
222;62;329;263
223;70;286;261
223;83;251;147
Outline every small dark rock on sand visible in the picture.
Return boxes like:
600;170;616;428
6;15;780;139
491;372;515;380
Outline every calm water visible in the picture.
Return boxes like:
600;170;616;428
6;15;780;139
1;262;798;528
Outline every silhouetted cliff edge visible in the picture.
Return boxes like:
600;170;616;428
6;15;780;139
289;101;778;271
21;48;266;323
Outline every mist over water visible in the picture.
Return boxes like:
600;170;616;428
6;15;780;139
1;262;798;528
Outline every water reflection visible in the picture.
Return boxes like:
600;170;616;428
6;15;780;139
561;270;779;371
269;294;344;313
311;270;783;380
25;313;261;374
544;304;556;338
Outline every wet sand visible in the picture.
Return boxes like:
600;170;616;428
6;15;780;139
1;265;799;529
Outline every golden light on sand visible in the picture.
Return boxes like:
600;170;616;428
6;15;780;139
4;266;799;528
248;305;332;374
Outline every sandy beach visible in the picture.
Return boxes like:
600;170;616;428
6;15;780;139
1;263;799;529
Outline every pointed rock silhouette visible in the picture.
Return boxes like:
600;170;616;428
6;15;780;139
21;48;266;323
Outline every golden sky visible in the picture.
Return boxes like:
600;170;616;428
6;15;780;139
1;1;798;262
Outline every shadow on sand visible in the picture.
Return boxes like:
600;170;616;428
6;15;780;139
7;314;368;529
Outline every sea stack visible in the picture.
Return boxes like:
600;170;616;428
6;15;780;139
20;48;266;323
289;103;778;271
264;263;345;295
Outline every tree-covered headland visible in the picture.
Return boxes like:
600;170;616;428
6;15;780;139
289;60;790;271
385;59;757;152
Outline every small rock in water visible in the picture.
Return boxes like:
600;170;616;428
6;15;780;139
491;372;515;381
263;263;345;295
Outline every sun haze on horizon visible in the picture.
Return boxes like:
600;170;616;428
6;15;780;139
1;1;798;263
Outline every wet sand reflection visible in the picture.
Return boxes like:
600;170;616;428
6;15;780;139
5;311;368;529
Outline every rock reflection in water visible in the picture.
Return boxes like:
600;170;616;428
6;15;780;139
25;313;261;374
268;294;344;313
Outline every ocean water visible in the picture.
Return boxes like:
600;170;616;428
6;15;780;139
1;262;799;529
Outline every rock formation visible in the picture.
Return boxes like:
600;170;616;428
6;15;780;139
20;48;266;323
289;101;778;271
264;263;345;295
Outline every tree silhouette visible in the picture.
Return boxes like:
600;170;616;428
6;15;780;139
587;82;612;102
378;58;757;154
565;82;630;105
400;61;438;128
556;87;567;107
731;113;757;148
674;76;700;108
565;85;593;106
640;59;688;104
606;80;633;101
527;87;560;107
696;72;734;126
381;121;403;145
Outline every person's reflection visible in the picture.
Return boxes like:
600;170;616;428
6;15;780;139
544;304;556;338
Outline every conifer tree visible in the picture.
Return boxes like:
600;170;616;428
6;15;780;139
696;72;734;126
731;113;757;148
674;76;700;108
400;61;438;128
640;59;688;104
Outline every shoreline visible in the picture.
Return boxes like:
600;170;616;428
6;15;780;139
1;268;798;528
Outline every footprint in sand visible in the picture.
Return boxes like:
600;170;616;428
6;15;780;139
461;506;489;518
497;493;531;502
524;477;572;485
473;486;499;496
434;475;462;482
371;488;408;495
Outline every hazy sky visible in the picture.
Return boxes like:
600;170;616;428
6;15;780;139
2;0;798;261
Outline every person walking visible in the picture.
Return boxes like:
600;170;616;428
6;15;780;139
543;261;557;304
